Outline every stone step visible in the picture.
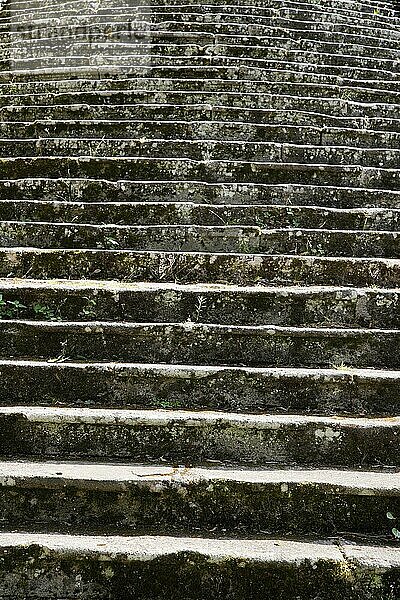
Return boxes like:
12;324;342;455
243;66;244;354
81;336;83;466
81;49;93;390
0;359;397;415
4;47;400;86
0;533;398;600
1;121;400;149
3;30;400;61
8;0;398;13
0;279;398;327
0;139;398;169
0;460;399;536
0;157;398;189
0;222;399;258
1;84;400;125
5;12;400;45
1;248;399;287
3;41;399;74
0;320;398;367
3;62;400;99
1;93;398;125
1;74;399;108
5;1;400;31
4;7;399;31
1;67;400;105
0;109;400;144
3;200;400;230
1;406;400;468
4;24;400;60
7;0;392;11
0;180;398;209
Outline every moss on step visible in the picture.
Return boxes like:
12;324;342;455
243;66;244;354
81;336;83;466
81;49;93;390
0;540;392;600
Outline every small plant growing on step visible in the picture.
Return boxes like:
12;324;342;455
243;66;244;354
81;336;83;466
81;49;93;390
0;294;26;318
82;298;97;318
387;512;400;539
32;303;58;321
193;296;206;322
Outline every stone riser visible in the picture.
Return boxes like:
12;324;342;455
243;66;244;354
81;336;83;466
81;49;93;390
0;533;397;600
0;180;398;209
0;222;399;258
1;406;400;468
0;461;398;537
0;138;397;169
1;42;399;74
1;248;398;287
4;13;400;45
0;360;397;415
3;31;400;62
4;1;400;29
2;200;399;230
0;320;398;368
0;74;398;107
0;279;398;327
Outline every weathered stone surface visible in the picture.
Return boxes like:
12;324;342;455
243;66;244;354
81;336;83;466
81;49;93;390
0;533;399;600
0;0;399;593
0;279;398;327
1;407;400;468
1;247;399;287
0;462;399;536
0;320;399;367
0;360;398;415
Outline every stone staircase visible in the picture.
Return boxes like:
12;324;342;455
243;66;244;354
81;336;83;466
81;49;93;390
0;0;399;597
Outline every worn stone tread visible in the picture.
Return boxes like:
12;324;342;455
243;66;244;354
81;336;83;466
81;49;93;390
0;157;399;189
0;221;399;258
0;319;399;367
1;138;399;170
3;101;399;124
0;359;398;414
1;247;399;286
0;179;398;208
3;121;400;149
2;201;400;231
1;405;400;467
0;460;399;535
0;533;400;600
0;277;399;326
2;201;400;230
